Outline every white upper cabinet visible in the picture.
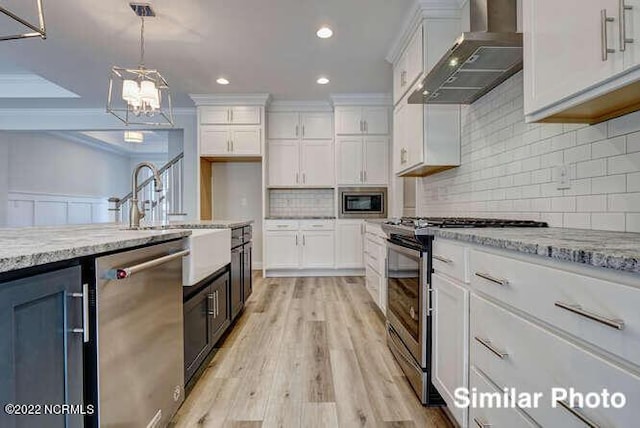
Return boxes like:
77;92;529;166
300;140;334;186
335;106;389;135
267;110;334;187
336;137;389;185
393;93;460;176
524;0;640;123
336;137;364;185
268;112;333;139
300;113;333;139
200;127;230;156
268;112;300;139
267;140;300;186
363;137;389;185
200;106;260;125
393;25;424;104
201;126;261;156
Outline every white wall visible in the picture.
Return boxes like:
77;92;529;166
212;162;263;267
6;131;130;197
0;109;198;221
420;72;640;232
0;134;9;226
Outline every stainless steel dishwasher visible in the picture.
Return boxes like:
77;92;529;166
95;240;188;428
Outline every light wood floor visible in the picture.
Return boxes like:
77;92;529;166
171;273;453;428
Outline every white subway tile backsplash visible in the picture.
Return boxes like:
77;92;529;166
592;175;626;194
576;195;607;212
608;152;640;175
591;136;626;159
420;72;640;232
268;188;334;217
591;213;625;231
576;159;607;178
576;123;607;144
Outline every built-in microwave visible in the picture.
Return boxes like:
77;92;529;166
338;187;387;219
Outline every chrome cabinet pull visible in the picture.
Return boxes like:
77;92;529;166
230;109;233;123
474;272;509;286
207;293;215;316
601;9;616;61
473;418;491;428
70;283;90;343
296;234;298;246
359;120;363;133
433;255;453;264
364;120;368;133
474;336;508;359
108;250;190;280
363;171;367;182
295;125;299;137
620;0;634;51
215;290;219;317
302;234;306;246
557;400;601;428
227;109;230;123
302;172;306;183
302;125;305;137
555;301;625;330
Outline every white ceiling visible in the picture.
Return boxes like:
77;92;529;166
49;130;170;155
0;0;416;108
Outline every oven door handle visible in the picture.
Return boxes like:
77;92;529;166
387;241;422;259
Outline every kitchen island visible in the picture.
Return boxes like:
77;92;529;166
0;220;253;428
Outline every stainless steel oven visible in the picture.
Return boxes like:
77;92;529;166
338;187;387;219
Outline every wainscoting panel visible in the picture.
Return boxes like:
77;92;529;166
7;192;111;227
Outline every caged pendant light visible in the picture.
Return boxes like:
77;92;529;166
0;0;47;41
107;3;174;126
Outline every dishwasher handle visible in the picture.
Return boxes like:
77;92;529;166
107;249;190;280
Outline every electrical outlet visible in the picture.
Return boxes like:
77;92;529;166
556;164;571;190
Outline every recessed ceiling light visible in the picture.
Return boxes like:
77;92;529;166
216;77;229;85
449;57;459;67
317;77;330;85
316;26;333;39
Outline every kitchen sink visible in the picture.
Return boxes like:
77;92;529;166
182;229;231;286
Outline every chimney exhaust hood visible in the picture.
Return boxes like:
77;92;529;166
408;0;522;105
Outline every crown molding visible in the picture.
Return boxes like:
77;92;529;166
267;100;333;112
330;93;392;107
189;93;271;107
386;0;463;65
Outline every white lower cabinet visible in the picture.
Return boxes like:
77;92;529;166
469;367;538;428
264;221;334;270
471;293;640;428
264;231;299;269
335;220;365;269
432;272;469;428
301;231;334;268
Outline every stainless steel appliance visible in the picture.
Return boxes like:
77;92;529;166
382;217;548;405
339;187;387;219
95;240;188;427
408;0;522;105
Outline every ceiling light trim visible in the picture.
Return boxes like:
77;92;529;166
0;0;47;42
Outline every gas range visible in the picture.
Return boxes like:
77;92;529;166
383;216;548;237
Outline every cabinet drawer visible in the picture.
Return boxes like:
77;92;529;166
265;220;299;231
365;235;385;275
471;294;640;428
470;248;640;366
299;220;334;231
432;239;469;283
366;267;381;306
469;367;538;428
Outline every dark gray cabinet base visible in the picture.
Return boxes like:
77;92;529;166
0;265;84;428
183;268;230;383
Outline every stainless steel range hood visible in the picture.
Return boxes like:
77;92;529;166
408;0;522;105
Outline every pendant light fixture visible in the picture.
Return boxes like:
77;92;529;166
0;0;46;41
107;3;174;126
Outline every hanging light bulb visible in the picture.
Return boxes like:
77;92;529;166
122;79;140;104
106;3;174;126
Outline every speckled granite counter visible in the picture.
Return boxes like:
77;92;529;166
0;224;191;274
422;227;640;274
265;216;336;220
144;220;254;229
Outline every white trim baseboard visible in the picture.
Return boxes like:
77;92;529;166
264;268;365;278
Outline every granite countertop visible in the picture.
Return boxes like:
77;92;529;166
143;219;254;229
424;227;640;274
0;224;191;274
265;216;336;220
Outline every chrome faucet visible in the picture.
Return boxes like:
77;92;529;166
130;162;164;229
